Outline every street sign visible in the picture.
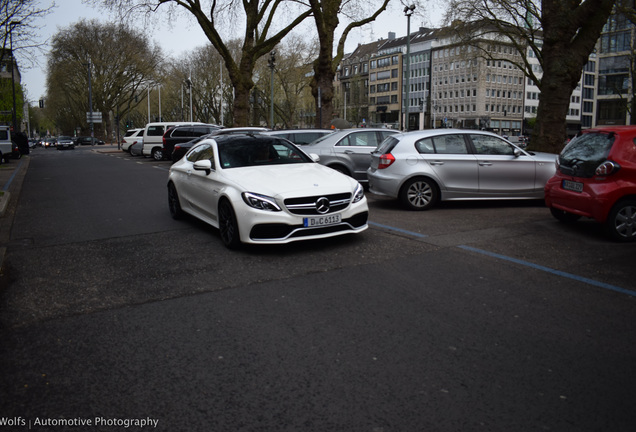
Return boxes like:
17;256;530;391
86;112;102;123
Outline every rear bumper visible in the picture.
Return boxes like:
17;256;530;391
544;176;612;222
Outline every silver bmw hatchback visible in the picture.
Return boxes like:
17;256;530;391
367;129;557;210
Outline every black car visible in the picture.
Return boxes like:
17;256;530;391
75;136;105;146
161;124;221;160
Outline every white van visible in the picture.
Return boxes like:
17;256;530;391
142;122;204;160
0;126;14;163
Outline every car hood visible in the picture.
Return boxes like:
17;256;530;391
224;163;359;197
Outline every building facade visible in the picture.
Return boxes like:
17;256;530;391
335;9;635;134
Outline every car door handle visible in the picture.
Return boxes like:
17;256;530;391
479;162;493;166
430;161;444;166
344;150;355;154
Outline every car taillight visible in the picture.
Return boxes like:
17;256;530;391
377;153;395;169
596;160;620;176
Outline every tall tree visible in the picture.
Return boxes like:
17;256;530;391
93;0;312;126
46;20;162;137
445;0;616;153
306;0;391;128
0;0;52;67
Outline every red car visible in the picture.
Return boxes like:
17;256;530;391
545;126;636;242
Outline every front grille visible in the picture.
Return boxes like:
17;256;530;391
249;212;368;240
284;193;352;215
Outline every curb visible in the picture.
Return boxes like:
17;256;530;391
0;190;10;217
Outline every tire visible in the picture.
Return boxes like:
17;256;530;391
399;177;438;210
167;182;184;220
550;207;581;223
152;148;164;161
605;199;636;242
218;199;241;249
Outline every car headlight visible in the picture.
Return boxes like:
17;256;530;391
242;192;281;211
352;183;364;203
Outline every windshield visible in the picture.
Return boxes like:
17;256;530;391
559;132;614;177
217;137;313;168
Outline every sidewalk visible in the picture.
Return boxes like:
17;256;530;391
0;154;30;282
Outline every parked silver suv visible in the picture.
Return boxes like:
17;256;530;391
304;128;398;182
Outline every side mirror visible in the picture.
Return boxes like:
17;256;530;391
310;153;320;162
193;159;213;175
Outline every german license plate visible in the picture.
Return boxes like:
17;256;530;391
562;180;583;193
304;214;342;227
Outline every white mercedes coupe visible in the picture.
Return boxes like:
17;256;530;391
167;133;369;248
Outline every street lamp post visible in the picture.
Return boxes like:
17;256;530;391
87;58;94;142
9;21;20;132
268;51;276;128
185;77;193;122
403;5;415;132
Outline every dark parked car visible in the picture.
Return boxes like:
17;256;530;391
75;136;105;146
160;124;221;161
171;127;270;163
545;125;636;242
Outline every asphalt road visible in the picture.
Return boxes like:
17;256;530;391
0;146;634;431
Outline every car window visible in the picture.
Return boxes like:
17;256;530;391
415;138;435;154
431;135;469;154
379;131;397;140
218;138;311;168
172;128;192;137
341;132;379;147
470;134;515;155
147;126;165;136
376;136;399;154
186;144;211;162
294;132;327;145
193;127;213;136
559;132;615;177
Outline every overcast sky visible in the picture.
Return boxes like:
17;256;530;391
20;0;441;102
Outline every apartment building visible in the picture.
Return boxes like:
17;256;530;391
335;40;384;126
596;9;634;125
335;10;633;134
368;35;403;128
0;48;21;128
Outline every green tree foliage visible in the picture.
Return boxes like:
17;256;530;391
46;20;162;137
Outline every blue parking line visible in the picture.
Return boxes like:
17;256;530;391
369;221;428;238
367;221;635;297
2;157;24;192
458;245;636;298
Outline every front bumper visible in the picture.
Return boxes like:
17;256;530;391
237;199;369;244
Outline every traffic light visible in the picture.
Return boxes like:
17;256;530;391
38;100;44;108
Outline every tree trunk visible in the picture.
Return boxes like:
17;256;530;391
311;58;336;129
531;0;616;154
